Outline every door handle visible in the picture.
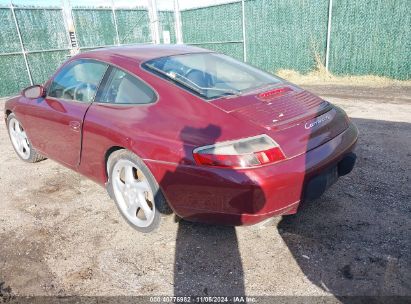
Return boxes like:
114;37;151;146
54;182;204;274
69;120;81;132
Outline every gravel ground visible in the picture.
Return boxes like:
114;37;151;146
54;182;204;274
0;84;410;301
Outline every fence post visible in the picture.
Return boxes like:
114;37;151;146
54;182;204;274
110;0;120;45
241;0;247;62
149;0;160;44
61;0;79;56
174;0;183;44
325;0;333;71
10;1;33;85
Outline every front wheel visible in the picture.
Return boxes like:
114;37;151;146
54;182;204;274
7;113;45;163
106;150;171;233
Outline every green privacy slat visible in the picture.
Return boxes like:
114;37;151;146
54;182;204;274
27;50;69;84
0;54;30;97
14;8;68;51
159;11;176;44
115;9;151;44
0;8;21;53
181;2;243;43
72;9;116;47
245;0;328;74
329;0;411;80
190;42;244;61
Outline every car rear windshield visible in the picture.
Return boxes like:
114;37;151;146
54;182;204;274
143;52;282;99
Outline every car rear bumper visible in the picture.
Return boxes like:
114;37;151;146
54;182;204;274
150;121;359;226
304;152;356;201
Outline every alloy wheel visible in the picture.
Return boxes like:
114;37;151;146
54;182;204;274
111;159;156;228
8;117;30;160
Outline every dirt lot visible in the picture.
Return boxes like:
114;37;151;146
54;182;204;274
0;84;410;301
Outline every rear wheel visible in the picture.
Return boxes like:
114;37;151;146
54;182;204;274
7;113;45;163
106;150;171;233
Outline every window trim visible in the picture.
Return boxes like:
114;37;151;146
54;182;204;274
46;58;109;104
95;65;158;106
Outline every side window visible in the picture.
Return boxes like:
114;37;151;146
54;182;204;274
48;60;108;103
99;67;156;104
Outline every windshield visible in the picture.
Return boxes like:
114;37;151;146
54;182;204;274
143;52;282;99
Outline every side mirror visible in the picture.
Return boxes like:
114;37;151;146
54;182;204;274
22;85;46;99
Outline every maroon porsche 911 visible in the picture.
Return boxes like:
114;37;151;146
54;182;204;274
4;45;358;232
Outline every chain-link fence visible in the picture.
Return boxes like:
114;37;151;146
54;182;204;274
0;0;410;97
0;4;70;96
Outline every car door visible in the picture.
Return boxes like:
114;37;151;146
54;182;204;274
23;59;108;168
78;66;157;183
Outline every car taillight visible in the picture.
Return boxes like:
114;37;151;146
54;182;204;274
193;134;285;168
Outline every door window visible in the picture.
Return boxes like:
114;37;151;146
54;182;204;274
99;67;156;104
48;59;108;103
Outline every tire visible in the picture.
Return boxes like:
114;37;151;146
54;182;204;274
106;149;172;233
6;113;46;163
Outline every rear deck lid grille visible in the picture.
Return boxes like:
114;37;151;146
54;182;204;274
211;85;330;129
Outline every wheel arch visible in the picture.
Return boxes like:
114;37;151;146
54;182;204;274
4;109;12;123
104;146;125;180
104;146;174;216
